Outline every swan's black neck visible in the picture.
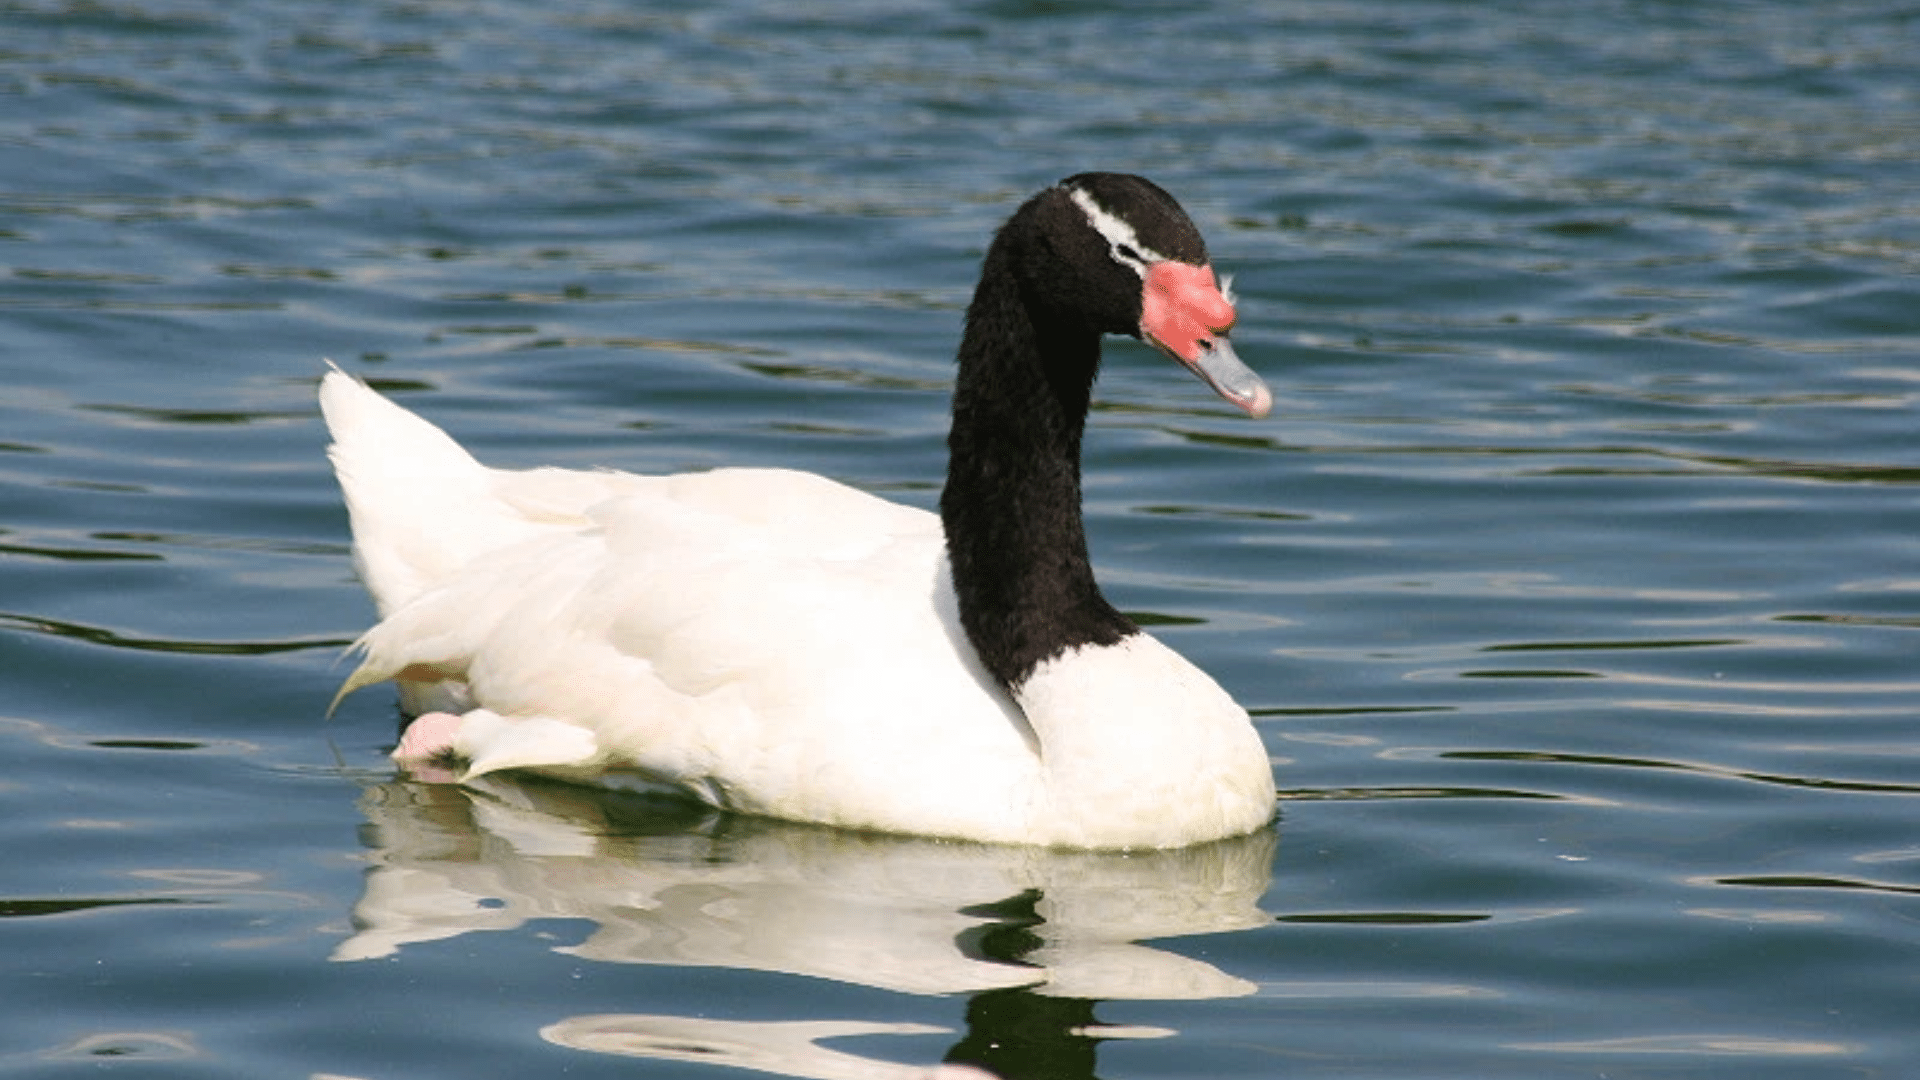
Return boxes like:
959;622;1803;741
941;213;1138;691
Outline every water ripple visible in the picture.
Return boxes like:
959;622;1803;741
1441;750;1920;797
1707;874;1920;898
0;611;351;655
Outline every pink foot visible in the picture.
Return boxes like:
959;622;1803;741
392;711;465;783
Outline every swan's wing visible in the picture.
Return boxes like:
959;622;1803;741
342;467;1006;772
340;465;1040;831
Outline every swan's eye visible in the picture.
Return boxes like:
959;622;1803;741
1065;186;1167;279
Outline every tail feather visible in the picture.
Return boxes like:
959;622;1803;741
320;363;543;614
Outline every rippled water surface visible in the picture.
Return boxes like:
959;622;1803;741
4;1;1918;1077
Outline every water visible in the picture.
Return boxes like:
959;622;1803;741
3;0;1917;1076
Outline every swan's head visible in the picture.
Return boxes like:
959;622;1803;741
1051;173;1271;420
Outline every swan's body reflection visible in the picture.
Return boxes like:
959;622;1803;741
336;779;1276;1079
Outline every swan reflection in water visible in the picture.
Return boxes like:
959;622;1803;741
334;778;1277;1080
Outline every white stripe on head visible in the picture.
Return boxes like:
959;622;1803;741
1066;185;1173;280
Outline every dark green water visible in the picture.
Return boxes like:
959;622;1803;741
3;1;1917;1077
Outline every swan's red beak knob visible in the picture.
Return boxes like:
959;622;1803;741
1140;262;1271;419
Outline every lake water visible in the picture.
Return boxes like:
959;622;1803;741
3;1;1917;1077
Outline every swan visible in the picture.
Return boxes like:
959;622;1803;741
322;172;1277;849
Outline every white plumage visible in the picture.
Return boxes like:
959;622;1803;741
323;174;1278;848
322;369;1271;847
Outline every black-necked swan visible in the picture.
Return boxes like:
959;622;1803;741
322;173;1277;849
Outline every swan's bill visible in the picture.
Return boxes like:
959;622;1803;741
1185;335;1272;420
1138;260;1271;419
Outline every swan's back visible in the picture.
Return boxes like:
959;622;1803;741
321;371;930;609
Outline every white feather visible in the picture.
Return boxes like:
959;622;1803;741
321;381;1273;847
322;177;1277;849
